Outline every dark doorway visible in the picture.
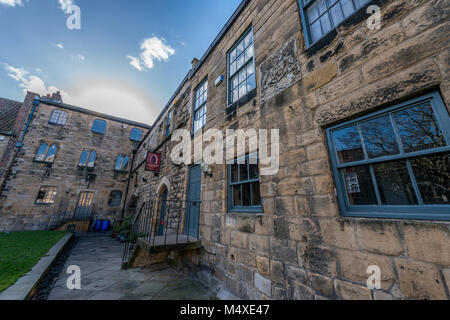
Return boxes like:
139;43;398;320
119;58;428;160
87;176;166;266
185;165;201;237
157;188;168;236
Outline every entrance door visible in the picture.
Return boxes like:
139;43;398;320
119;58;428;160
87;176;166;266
157;189;168;236
185;165;201;237
74;191;95;220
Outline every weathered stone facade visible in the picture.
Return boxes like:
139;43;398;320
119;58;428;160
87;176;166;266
0;93;150;231
130;0;450;300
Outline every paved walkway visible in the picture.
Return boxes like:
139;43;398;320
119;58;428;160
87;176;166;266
47;233;216;300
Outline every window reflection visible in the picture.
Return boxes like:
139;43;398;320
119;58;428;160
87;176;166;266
394;103;446;153
341;166;377;205
360;115;399;158
373;161;417;205
411;153;449;204
333;125;364;163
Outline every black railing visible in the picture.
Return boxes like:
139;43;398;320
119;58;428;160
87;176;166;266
121;199;201;268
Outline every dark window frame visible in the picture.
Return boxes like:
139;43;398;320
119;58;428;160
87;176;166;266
227;153;264;213
166;110;173;138
192;78;208;134
227;27;256;107
108;190;123;207
298;0;371;49
326;91;450;221
35;186;57;205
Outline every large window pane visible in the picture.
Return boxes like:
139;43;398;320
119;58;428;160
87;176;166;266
342;166;377;205
233;185;241;206
360;115;400;158
410;153;450;204
242;183;251;206
341;0;356;17
329;3;345;26
394;103;446;153
333;125;364;163
373;161;418;205
79;150;89;167
35;143;48;162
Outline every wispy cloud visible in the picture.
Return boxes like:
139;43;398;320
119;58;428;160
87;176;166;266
58;0;74;13
51;42;64;49
3;63;68;99
128;36;175;71
72;54;85;61
0;0;24;7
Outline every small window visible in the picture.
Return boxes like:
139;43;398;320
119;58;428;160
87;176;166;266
327;92;450;220
79;150;96;168
166;110;173;137
35;186;57;205
108;190;122;207
228;28;256;106
299;0;371;47
228;154;263;213
35;142;48;162
115;154;129;171
130;128;143;142
193;79;207;133
49;110;68;125
35;142;57;163
92;119;107;134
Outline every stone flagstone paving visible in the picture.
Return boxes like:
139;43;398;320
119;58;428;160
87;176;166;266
47;233;216;300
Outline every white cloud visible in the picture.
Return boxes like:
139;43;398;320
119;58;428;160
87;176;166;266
3;63;68;99
72;54;85;61
127;55;143;72
58;0;74;13
0;0;23;7
128;36;175;71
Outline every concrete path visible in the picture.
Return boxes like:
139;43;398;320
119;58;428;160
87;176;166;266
47;233;215;300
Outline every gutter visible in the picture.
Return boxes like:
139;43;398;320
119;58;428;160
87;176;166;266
15;96;40;148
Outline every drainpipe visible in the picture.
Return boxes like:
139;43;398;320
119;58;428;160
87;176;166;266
16;96;40;148
121;148;137;219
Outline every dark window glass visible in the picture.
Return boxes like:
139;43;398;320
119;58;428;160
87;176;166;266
130;128;143;142
360;115;399;159
92;119;107;134
373;161;418;205
228;154;262;211
327;92;450;220
341;166;377;205
35;186;57;204
394;103;446;153
333;125;364;163
108;190;122;207
166;110;172;137
410;153;450;205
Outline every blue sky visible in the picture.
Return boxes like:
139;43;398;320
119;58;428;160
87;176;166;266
0;0;242;124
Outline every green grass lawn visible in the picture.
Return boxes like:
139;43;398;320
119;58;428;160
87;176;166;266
0;231;67;293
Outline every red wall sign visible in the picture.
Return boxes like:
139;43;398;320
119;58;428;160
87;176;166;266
145;152;161;171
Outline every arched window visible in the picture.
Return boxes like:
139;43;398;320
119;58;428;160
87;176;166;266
87;151;97;168
45;144;58;163
35;142;48;162
49;110;68;125
92;119;107;134
108;190;122;207
115;155;123;171
114;154;129;171
130;128;143;142
79;150;89;166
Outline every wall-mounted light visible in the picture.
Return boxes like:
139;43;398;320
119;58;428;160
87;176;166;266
202;163;213;177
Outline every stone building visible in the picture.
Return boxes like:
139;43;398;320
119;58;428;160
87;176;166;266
128;0;450;300
0;92;150;231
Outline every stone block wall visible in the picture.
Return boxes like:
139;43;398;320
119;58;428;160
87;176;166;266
0;99;149;231
129;0;450;300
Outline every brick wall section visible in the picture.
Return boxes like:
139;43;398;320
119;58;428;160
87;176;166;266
0;100;149;231
131;0;450;300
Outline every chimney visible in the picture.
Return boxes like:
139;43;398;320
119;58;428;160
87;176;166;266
191;57;199;69
51;91;63;103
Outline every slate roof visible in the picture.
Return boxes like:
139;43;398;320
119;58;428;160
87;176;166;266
0;98;22;134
